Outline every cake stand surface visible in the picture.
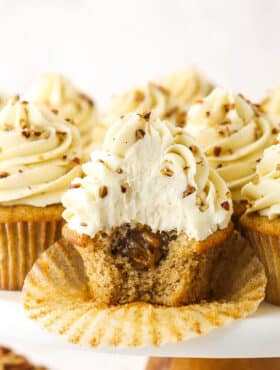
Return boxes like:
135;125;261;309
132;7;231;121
0;291;279;358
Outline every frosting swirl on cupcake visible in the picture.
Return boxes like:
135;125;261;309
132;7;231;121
62;113;232;241
242;140;280;219
261;85;280;129
104;83;187;127
187;88;273;200
160;67;213;108
27;73;98;149
0;97;82;207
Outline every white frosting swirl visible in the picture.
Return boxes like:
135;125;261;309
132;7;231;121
187;88;273;200
62;113;232;241
261;85;280;129
27;73;98;149
242;140;280;219
161;67;213;108
0;97;82;207
104;83;187;127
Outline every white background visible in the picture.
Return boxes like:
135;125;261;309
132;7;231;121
0;1;279;369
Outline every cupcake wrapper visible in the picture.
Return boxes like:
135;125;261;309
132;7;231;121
22;231;266;348
243;229;280;305
0;220;62;290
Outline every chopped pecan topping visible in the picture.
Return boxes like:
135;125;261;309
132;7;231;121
99;185;108;198
135;129;146;140
213;146;221;156
160;167;174;177
183;185;196;198
120;183;129;193
0;171;9;178
221;201;230;211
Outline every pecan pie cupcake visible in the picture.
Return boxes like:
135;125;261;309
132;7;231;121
22;113;266;348
187;88;274;219
160;67;213;108
104;82;187;128
240;138;280;305
62;112;234;306
0;96;81;290
27;73;102;158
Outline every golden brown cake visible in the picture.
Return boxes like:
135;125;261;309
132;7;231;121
0;96;82;290
63;222;233;306
240;138;280;305
62;113;234;306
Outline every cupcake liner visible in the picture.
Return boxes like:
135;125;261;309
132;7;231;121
22;231;266;348
243;229;280;305
0;219;62;290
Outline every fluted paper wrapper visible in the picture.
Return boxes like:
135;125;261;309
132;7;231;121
22;231;266;348
0;220;62;290
243;229;280;305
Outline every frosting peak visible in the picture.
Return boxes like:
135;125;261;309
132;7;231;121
160;67;213;108
187;88;273;200
62;113;232;241
0;97;82;206
104;83;187;127
27;73;98;149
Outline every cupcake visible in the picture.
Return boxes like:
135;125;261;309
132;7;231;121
160;67;213;108
240;139;280;305
27;73;102;158
62;112;233;306
0;96;82;290
187;88;274;219
22;113;266;348
104;82;187;128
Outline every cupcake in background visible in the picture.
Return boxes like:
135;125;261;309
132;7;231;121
0;91;7;109
104;82;187;127
261;85;280;131
0;96;82;290
160;67;213;108
240;137;280;305
27;73;103;159
186;88;273;219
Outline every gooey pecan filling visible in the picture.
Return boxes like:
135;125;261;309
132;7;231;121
110;223;177;270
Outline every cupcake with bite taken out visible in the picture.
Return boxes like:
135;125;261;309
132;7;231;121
62;112;234;306
240;136;280;305
187;88;274;219
0;96;82;290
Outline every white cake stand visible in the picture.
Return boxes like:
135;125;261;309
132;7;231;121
0;290;279;360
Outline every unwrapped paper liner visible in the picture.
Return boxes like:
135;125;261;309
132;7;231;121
22;231;266;348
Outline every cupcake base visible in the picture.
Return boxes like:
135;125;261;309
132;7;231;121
0;204;63;290
240;213;280;305
62;223;234;307
22;230;266;348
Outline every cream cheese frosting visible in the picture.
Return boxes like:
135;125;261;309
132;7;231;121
187;88;273;201
261;85;280;129
0;97;82;207
62;113;232;241
242;140;280;219
104;83;187;127
27;73;98;150
160;67;213;108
